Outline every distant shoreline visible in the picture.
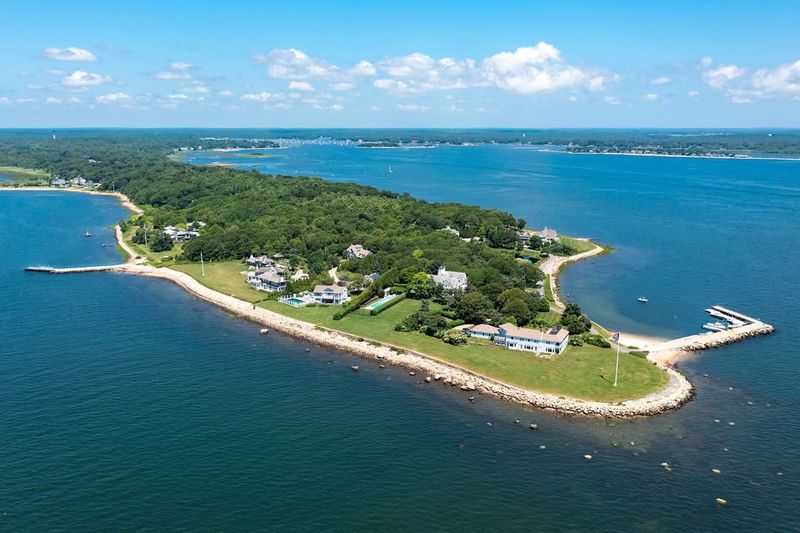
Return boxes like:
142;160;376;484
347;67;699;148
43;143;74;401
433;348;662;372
567;151;800;162
0;186;143;215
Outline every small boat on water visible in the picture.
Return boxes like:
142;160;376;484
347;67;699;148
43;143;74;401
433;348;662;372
702;321;729;332
351;365;359;372
84;231;92;237
637;296;648;303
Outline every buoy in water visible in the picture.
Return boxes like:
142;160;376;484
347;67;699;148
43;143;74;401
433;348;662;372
259;328;270;335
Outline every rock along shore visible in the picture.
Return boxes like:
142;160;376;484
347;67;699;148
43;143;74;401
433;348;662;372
119;264;694;418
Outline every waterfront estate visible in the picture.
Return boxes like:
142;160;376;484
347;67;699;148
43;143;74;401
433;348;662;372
313;284;350;304
465;323;570;355
431;266;468;291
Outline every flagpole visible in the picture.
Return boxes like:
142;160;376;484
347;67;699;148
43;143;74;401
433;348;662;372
200;250;205;277
613;332;620;387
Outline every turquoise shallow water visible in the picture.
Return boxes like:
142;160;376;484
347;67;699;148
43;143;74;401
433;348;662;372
2;143;800;531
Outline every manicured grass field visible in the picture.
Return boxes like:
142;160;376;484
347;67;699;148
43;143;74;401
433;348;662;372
535;310;562;325
172;261;263;303
166;260;667;402
0;166;50;182
258;297;666;402
122;225;184;265
558;236;598;254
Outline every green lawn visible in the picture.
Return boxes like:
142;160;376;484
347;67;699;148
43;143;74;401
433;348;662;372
558;236;597;254
164;261;667;402
0;166;50;182
258;297;666;402
172;261;264;303
536;310;562;325
122;225;184;265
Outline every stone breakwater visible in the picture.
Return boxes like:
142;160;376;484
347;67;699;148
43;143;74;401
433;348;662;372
119;264;693;418
648;321;775;361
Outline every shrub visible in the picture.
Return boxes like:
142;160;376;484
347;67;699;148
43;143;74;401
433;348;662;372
437;330;468;346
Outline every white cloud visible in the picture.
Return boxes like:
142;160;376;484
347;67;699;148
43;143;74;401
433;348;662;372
18;71;31;78
482;43;598;94
396;103;429;112
240;91;275;102
154;62;194;80
349;60;376;77
603;96;621;105
751;59;800;97
330;82;355;91
700;57;800;102
289;81;314;92
650;76;671;85
62;70;111;87
68;96;82;103
688;90;700;97
261;48;375;84
168;93;189;100
0;97;11;105
16;98;36;104
182;84;209;94
643;93;659;101
95;92;132;104
375;53;475;95
703;64;745;88
45;97;62;105
330;104;344;111
218;89;234;97
42;47;97;62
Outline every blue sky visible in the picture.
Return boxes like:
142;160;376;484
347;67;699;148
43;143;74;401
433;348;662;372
1;0;799;128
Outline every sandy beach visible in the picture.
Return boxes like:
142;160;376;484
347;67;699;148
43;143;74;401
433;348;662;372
0;186;144;215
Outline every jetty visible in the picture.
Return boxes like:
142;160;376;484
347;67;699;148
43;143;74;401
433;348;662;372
648;305;774;357
24;264;128;274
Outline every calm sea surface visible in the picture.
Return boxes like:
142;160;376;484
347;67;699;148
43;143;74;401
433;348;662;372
1;143;799;531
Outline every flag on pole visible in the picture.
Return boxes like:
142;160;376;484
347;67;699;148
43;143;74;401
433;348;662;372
549;325;559;335
611;332;620;342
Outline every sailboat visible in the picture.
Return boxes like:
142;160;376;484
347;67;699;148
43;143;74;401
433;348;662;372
388;163;393;174
84;230;92;237
637;296;648;303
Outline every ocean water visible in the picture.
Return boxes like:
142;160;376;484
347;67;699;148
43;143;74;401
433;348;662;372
2;143;799;531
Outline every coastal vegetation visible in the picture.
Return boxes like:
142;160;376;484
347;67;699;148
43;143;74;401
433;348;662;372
0;130;673;403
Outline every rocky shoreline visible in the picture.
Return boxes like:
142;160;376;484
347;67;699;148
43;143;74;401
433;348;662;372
121;264;694;418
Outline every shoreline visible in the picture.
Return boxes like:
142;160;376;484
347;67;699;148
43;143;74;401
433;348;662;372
567;151;800;162
11;186;694;418
120;262;694;418
0;186;144;215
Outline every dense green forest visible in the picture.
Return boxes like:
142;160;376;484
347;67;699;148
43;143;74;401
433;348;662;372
0;130;552;326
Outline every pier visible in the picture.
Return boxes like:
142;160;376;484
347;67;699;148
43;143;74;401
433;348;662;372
24;264;128;274
648;305;775;358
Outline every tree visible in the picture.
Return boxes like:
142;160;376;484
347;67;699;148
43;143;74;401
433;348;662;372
150;231;174;252
561;302;591;334
501;298;532;326
454;291;493;324
407;272;436;298
517;218;526;229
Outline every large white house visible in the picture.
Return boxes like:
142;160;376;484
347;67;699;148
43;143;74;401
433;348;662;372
463;324;500;339
345;244;372;259
496;323;569;355
431;266;468;292
536;227;559;244
313;284;350;305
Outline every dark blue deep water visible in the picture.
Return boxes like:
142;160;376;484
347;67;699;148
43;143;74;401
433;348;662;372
2;142;799;531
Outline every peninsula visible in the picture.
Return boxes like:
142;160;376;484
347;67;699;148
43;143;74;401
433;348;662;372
3;131;774;417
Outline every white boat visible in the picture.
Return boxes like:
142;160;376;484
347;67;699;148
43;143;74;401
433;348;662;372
84;231;92;237
702;322;728;332
388;163;393;174
637;296;648;303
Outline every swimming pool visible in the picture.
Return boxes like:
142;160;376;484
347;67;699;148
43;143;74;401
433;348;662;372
364;294;399;310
